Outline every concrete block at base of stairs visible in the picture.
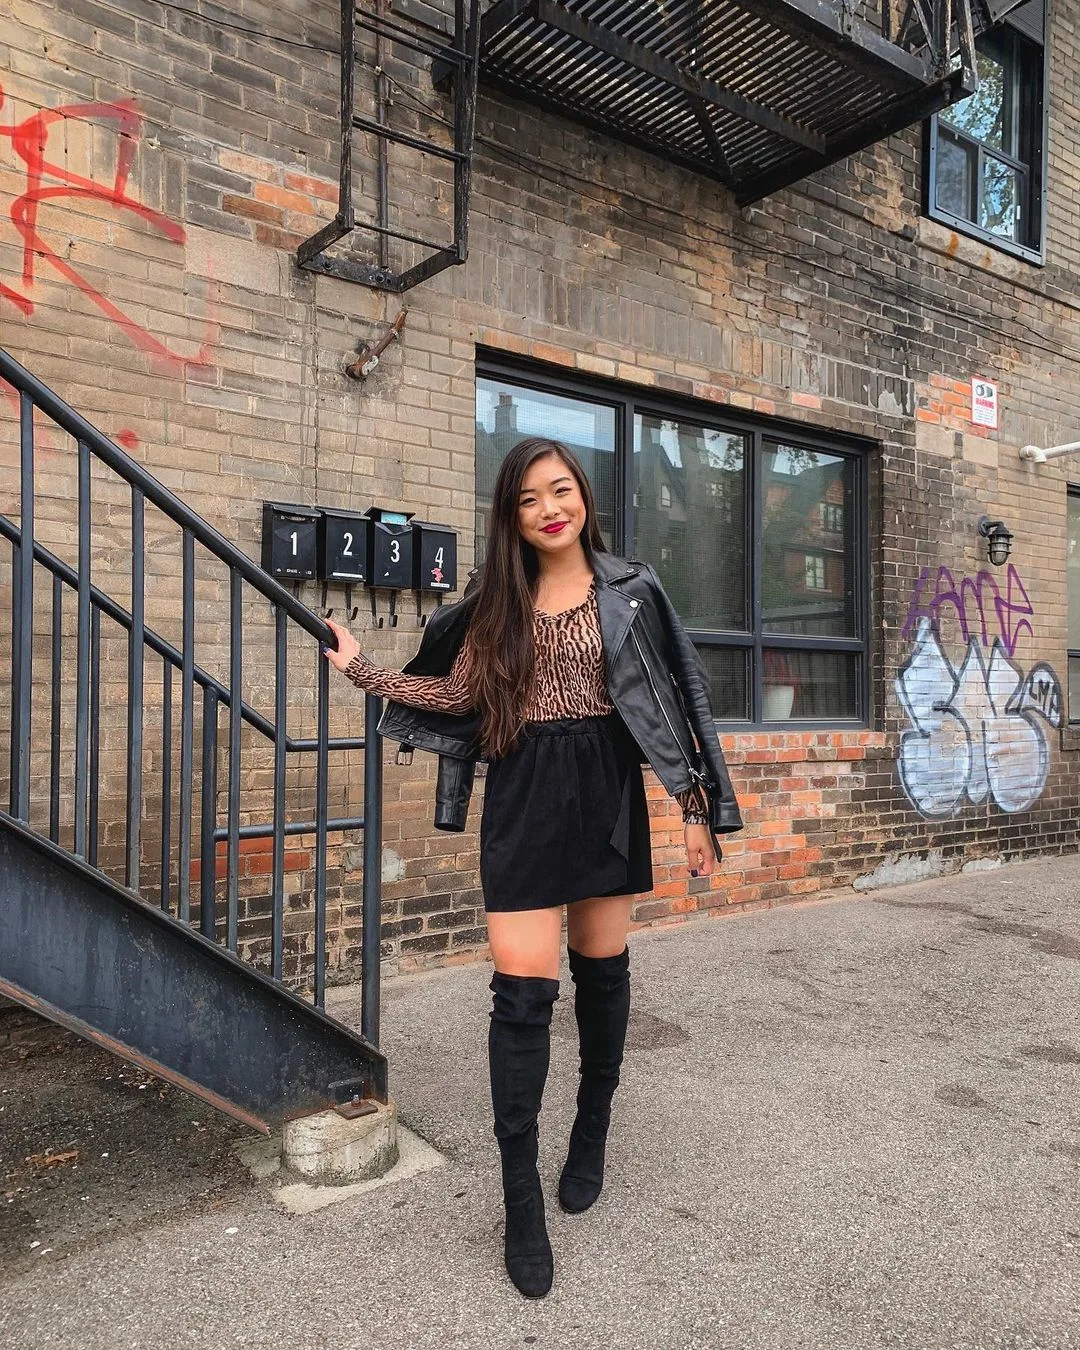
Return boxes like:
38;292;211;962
282;1101;399;1185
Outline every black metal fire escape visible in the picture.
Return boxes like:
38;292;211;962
300;0;988;294
473;0;983;205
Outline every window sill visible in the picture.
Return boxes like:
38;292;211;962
717;729;888;763
921;209;1044;269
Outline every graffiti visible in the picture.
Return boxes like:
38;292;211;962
896;614;1062;818
1014;663;1063;726
0;81;211;372
901;563;1034;658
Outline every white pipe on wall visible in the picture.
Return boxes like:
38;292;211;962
1019;440;1080;463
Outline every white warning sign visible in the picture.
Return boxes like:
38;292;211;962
971;377;998;429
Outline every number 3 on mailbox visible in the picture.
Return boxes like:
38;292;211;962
365;507;414;589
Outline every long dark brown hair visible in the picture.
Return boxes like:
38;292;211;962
467;437;608;758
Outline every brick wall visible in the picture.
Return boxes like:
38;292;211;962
1;0;1078;985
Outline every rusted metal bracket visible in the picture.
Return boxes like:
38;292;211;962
329;1075;381;1119
334;1097;380;1120
345;308;408;381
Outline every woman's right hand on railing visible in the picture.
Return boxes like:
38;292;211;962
322;618;362;673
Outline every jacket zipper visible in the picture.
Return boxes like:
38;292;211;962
629;624;709;792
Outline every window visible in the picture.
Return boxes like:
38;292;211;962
1069;490;1080;721
805;554;827;591
926;0;1046;260
476;362;870;726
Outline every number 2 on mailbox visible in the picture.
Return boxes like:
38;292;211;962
319;511;369;583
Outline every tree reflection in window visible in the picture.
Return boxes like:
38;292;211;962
930;17;1043;252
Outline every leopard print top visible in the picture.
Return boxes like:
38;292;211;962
344;579;710;824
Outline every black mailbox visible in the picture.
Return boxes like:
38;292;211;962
319;509;369;583
261;501;319;580
412;522;457;593
366;507;414;589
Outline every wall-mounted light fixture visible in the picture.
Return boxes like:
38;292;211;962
978;516;1013;567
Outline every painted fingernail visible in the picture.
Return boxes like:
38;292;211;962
691;869;698;877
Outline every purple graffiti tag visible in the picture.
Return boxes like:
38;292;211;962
901;563;1034;657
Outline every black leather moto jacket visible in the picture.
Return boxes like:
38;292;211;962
375;550;743;860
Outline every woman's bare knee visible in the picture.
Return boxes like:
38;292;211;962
566;895;633;958
487;908;563;978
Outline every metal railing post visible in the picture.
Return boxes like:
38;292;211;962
362;693;383;1048
200;685;220;940
126;488;145;889
11;394;34;821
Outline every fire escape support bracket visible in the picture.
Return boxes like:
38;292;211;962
737;63;973;204
296;0;482;295
687;94;735;186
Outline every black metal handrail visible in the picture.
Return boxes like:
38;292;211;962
3;352;332;640
0;517;367;753
1;347;383;1038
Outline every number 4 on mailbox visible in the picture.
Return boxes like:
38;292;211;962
412;522;457;593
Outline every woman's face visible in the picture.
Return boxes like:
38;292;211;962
516;454;588;557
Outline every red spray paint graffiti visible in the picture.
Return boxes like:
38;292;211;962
0;81;213;374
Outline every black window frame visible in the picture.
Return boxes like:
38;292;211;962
924;4;1049;264
476;354;873;731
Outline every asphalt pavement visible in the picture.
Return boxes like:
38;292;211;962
1;854;1078;1350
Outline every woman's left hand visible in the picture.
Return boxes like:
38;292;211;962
684;823;715;878
322;618;361;673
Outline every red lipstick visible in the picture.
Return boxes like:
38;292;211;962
541;522;567;534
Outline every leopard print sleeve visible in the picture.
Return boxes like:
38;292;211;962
344;638;474;713
675;782;710;826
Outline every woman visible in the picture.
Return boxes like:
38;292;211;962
324;437;741;1299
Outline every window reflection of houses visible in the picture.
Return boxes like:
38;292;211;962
761;446;855;721
633;416;745;632
762;448;852;638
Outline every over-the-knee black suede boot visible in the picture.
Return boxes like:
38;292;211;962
558;945;630;1214
489;971;560;1298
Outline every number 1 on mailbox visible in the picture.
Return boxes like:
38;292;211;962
261;502;319;580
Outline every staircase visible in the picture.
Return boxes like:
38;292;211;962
0;348;387;1132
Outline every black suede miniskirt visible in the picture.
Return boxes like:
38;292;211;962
479;712;654;913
